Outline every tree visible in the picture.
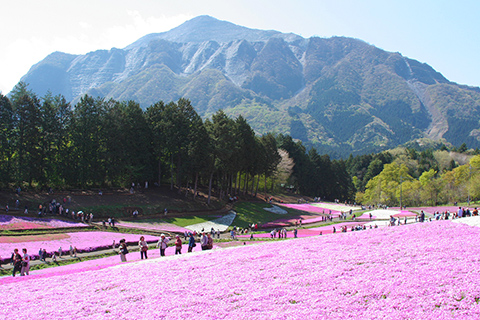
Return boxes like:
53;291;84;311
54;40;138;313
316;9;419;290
70;95;107;186
11;88;43;187
259;133;281;198
0;94;14;186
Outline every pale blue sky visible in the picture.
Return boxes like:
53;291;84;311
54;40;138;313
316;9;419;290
1;0;478;94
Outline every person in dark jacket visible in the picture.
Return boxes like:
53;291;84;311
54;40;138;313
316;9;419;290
188;233;196;253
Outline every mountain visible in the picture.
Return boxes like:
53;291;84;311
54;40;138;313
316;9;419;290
17;15;480;156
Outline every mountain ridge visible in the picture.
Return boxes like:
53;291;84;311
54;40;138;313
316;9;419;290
16;15;480;156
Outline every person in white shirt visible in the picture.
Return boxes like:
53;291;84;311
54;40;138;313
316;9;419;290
21;248;30;276
157;234;170;256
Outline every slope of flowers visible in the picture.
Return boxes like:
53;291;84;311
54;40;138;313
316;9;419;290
1;221;480;319
311;202;361;212
0;214;87;230
0;231;158;258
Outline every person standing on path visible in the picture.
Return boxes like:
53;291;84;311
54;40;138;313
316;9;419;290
175;235;182;255
157;234;170;256
138;236;148;259
188;233;196;253
12;249;22;277
206;233;213;250
119;239;128;262
20;248;30;276
200;232;208;250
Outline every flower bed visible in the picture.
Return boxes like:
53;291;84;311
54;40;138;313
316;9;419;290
261;204;339;228
239;222;369;238
280;203;341;216
0;231;158;260
0;214;87;230
1;221;479;319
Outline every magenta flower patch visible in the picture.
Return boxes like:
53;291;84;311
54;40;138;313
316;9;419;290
1;221;480;319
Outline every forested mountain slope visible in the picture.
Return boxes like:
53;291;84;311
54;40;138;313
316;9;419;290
17;15;480;156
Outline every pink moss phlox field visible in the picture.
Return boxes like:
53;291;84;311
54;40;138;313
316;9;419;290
407;206;470;214
239;222;368;238
280;203;341;217
0;214;87;230
0;231;158;258
0;243;218;285
262;203;342;228
2;221;480;319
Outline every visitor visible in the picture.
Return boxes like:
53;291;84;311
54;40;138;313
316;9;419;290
457;207;463;218
200;232;208;250
157;234;169;256
119;239;128;262
188;233;196;253
39;248;43;261
12;249;22;277
119;243;128;262
139;236;148;259
294;228;298;238
175;235;182;255
20;248;30;276
206;233;214;250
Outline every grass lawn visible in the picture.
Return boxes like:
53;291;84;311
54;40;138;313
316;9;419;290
162;215;222;227
231;202;307;228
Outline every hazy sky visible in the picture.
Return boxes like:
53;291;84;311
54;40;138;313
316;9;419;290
1;0;479;94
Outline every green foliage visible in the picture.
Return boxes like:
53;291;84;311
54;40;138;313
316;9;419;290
232;202;303;228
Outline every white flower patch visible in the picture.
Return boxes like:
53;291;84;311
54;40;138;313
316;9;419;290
452;215;480;228
185;210;237;232
263;205;288;214
361;209;401;220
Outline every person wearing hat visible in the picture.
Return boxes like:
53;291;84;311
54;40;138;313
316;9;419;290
174;235;182;255
188;233;196;252
157;234;170;256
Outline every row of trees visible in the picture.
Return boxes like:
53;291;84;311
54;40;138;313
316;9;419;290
356;155;480;207
0;84;285;203
1;83;358;203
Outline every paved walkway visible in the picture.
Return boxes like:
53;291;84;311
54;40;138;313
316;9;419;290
0;246;130;271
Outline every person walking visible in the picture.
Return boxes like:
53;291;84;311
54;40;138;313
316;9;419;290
119;239;128;262
138;236;148;259
200;232;208;250
12;249;22;277
188;233;196;253
157;234;170;256
20;248;30;276
206;233;213;250
175;235;182;255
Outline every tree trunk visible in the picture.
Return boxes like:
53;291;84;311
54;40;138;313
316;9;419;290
264;173;267;200
193;173;198;200
255;174;260;197
170;154;174;190
236;171;240;195
157;155;162;186
243;172;248;195
207;171;213;205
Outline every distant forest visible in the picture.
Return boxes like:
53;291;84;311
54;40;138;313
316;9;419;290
0;83;353;203
1;83;479;206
